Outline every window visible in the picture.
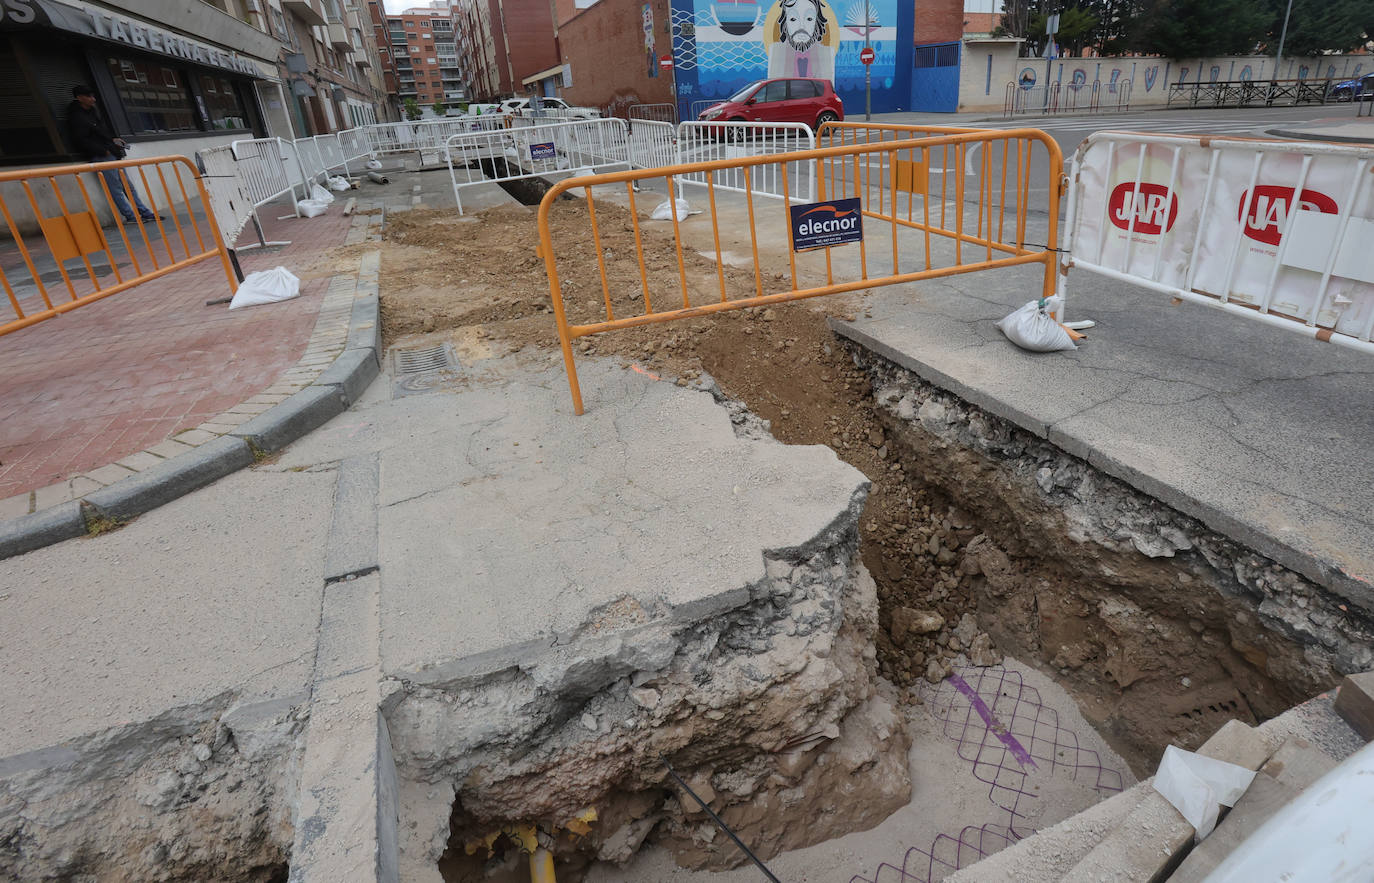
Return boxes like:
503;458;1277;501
199;74;249;130
760;80;787;102
410;46;419;53
105;55;196;134
427;58;436;64
789;80;819;98
405;20;414;27
421;32;430;38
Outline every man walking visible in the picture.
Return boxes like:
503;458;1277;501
65;85;158;224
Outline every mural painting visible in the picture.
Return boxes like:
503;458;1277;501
669;0;912;117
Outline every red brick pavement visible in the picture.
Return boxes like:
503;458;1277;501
0;203;354;503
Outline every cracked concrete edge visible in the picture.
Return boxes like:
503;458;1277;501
833;318;1370;605
829;318;1054;438
0;237;385;562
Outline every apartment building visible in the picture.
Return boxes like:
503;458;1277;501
381;2;467;112
449;0;559;104
0;0;390;167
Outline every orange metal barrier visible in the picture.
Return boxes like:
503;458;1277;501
537;127;1063;414
0;155;237;337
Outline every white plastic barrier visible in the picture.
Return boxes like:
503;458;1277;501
232;137;308;206
675;121;816;201
445;117;631;214
628;103;677;125
337;127;372;172
1062;132;1374;353
312;133;348;176
364;119;506;158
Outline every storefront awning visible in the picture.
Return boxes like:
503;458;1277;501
0;0;276;79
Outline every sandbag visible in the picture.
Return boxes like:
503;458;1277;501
327;175;351;192
651;198;696;221
309;183;334;204
297;198;330;218
995;295;1076;352
228;267;301;310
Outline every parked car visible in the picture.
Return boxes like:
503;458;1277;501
697;78;843;133
1328;73;1374;101
500;97;601;119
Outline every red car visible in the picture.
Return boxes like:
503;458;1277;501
697;78;844;133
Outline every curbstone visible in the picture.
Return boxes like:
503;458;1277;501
231;385;349;454
347;295;380;354
0;501;87;559
314;347;380;404
83;436;255;522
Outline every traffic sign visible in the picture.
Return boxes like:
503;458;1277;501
659;54;673;70
859;47;875;65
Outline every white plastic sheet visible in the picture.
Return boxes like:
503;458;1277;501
309;183;334;204
651;198;697;221
995;296;1076;352
1152;744;1256;840
228;267;301;310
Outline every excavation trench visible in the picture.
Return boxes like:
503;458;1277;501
372;200;1369;880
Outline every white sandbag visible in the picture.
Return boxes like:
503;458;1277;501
228;267;301;310
651;198;697;221
995;295;1076;352
297;198;329;218
366;159;382;170
327;175;351;192
310;183;334;204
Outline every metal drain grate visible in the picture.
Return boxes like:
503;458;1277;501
393;343;452;374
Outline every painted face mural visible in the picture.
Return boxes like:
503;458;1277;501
767;0;837;79
668;0;909;115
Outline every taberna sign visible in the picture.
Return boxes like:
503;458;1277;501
790;198;863;251
0;0;265;78
530;142;556;161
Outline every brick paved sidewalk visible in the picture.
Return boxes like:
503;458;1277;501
0;196;365;518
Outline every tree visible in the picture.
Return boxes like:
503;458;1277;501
403;98;422;121
1265;0;1368;55
1131;0;1269;57
432;99;448;116
1029;7;1099;56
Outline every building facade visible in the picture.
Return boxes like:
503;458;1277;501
0;0;390;168
448;0;559;104
382;3;467;114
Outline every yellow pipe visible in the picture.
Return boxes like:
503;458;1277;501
529;847;556;883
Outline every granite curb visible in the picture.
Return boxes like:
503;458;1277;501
0;210;386;560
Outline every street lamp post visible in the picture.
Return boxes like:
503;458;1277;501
1275;0;1294;81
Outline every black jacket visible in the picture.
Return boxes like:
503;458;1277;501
66;101;122;160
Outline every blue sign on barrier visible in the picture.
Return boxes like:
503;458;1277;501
530;142;557;161
790;197;863;251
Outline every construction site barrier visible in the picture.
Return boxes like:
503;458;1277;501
446;117;632;214
537;127;1063;413
676;121;817;201
1061;131;1374;353
687;99;720;121
628;119;677;170
628;103;678;125
0;155;236;337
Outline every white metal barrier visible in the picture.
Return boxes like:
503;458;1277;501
675;121;816;201
628;103;677;125
196;144;255;245
628;119;677;170
688;99;719;121
445;117;632;214
1062;132;1374;353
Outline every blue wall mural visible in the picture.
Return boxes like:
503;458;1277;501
669;0;915;119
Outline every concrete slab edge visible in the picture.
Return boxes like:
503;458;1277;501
1265;127;1374;146
0;239;385;561
835;318;1370;604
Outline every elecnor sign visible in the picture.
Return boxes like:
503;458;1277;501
530;142;556;161
790;197;863;251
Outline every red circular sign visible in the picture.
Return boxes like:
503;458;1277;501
859;47;875;65
659;54;673;70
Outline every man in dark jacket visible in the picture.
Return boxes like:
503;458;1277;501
66;85;157;223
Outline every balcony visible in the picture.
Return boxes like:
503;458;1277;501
283;0;327;26
327;20;352;51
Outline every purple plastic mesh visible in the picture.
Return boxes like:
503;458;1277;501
848;665;1125;883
